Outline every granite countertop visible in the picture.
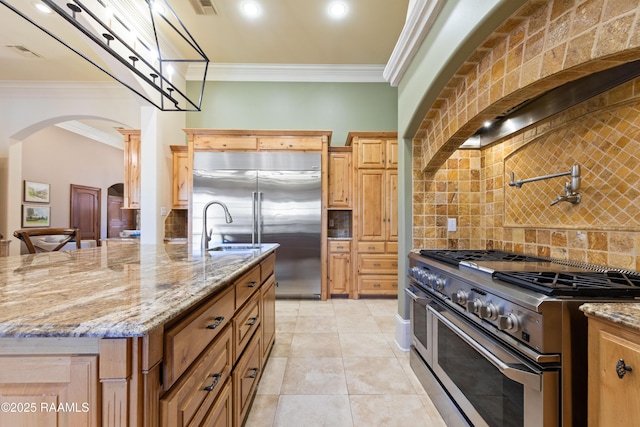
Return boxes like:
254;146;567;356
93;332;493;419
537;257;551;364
0;243;278;338
580;303;640;332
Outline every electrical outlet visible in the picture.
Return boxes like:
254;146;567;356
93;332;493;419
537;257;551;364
160;207;168;216
447;218;457;232
329;219;335;227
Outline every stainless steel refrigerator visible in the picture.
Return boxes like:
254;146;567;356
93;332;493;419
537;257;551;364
192;152;322;298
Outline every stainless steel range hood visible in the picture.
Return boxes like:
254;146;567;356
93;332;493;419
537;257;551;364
462;59;640;148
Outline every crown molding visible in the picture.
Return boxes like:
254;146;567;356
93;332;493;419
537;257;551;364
55;120;124;150
383;0;446;87
186;63;387;83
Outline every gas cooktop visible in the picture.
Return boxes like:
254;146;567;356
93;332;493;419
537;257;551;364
494;270;640;297
419;249;547;266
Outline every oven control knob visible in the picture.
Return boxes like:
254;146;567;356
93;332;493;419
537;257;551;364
451;290;468;306
409;267;420;278
434;276;447;291
466;298;484;314
479;303;498;320
497;313;520;332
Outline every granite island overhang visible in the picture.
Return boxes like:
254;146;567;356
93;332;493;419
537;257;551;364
0;243;279;426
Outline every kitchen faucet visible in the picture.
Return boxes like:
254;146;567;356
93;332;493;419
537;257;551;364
201;200;233;250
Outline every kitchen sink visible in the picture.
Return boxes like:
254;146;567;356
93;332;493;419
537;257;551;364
207;244;264;252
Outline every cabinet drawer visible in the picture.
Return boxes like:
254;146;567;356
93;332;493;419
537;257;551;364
358;277;398;293
233;292;261;362
260;253;276;284
357;255;398;274
161;326;233;427
357;242;385;253
233;332;262;426
258;137;322;151
194;136;257;150
199;379;232;427
236;265;261;310
164;286;235;388
328;240;351;253
386;242;398;253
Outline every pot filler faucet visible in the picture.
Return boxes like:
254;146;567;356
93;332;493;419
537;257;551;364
509;164;581;206
201;200;233;250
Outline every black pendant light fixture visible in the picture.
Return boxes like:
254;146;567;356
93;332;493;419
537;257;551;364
1;0;209;111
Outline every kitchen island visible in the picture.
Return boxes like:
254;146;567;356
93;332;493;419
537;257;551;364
0;243;278;427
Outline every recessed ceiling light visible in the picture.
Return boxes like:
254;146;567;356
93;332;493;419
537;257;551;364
241;1;261;18
34;2;52;14
328;1;348;18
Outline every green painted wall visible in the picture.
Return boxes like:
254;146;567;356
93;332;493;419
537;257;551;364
186;81;397;146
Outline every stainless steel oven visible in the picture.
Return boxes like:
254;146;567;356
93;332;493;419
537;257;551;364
429;298;559;427
408;249;640;427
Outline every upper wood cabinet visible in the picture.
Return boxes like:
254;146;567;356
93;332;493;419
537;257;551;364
170;145;189;209
351;135;397;169
328;148;352;208
119;130;141;209
184;129;331;152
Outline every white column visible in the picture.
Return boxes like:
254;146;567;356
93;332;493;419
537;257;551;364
7;140;23;256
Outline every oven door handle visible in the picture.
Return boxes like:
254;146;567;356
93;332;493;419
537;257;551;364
405;287;431;305
433;309;542;392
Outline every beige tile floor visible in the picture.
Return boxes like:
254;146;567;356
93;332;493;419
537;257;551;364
244;298;447;427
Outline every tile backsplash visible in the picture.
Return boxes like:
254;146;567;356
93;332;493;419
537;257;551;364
328;210;352;238
164;209;188;239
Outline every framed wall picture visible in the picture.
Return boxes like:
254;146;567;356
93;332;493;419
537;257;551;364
24;181;50;203
22;205;51;228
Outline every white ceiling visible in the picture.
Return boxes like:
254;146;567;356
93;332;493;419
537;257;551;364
0;0;409;145
0;0;410;81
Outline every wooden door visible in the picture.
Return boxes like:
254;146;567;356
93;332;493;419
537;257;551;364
70;184;101;245
107;195;134;238
356;170;385;240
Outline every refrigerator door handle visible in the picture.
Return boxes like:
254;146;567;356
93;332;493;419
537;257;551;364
257;192;263;246
252;192;257;247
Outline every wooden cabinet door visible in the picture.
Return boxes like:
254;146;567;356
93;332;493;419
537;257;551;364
123;132;141;209
386;139;398;169
328;151;352;208
0;355;98;427
589;319;640;427
386;171;398;241
357;170;385;240
357;139;385;169
171;146;189;209
261;274;276;360
328;253;351;294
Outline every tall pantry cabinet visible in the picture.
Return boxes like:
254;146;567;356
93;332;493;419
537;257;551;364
350;133;398;298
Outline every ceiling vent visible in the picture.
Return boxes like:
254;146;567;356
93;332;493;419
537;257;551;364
188;0;218;15
5;45;42;58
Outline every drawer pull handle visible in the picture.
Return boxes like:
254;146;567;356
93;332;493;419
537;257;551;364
247;317;258;326
368;246;376;250
248;281;258;288
206;316;225;330
203;373;222;391
373;263;381;267
246;367;259;379
392;263;398;267
616;359;633;379
337;246;344;249
373;283;381;287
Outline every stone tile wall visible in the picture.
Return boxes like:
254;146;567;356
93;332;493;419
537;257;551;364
414;0;640;271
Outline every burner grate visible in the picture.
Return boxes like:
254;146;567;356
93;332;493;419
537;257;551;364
419;249;547;266
494;271;640;297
